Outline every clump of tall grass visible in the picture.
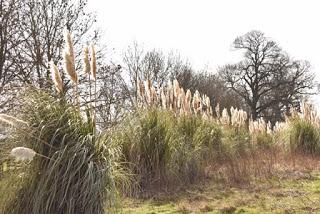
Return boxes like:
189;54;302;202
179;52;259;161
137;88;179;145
137;79;213;119
113;108;222;195
2;90;124;214
219;127;279;184
289;119;320;154
286;102;320;155
116;109;174;194
1;31;126;214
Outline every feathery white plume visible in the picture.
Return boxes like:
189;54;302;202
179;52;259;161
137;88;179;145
10;147;36;161
50;61;63;93
83;46;91;74
0;114;28;127
90;43;97;80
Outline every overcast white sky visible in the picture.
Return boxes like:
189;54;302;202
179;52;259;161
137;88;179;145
88;0;320;103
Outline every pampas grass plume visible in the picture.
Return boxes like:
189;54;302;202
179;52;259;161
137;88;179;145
50;61;63;93
64;30;75;65
83;46;91;74
63;30;77;83
0;114;28;127
10;147;36;161
221;108;230;125
90;43;97;80
63;50;78;83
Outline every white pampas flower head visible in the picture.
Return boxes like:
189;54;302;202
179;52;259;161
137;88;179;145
64;30;75;66
0;114;28;127
90;43;97;80
63;51;78;83
83;46;91;74
50;61;63;93
63;30;77;83
10;147;36;161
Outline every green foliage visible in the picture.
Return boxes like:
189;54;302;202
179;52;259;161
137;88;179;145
255;132;274;149
2;89;124;214
223;128;252;158
289;119;320;154
114;108;222;194
112;109;174;193
172;116;222;182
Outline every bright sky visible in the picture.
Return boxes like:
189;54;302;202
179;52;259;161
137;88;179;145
88;0;320;101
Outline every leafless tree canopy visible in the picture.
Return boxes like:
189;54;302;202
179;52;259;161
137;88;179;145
0;0;102;110
123;43;193;98
0;1;316;125
220;30;314;121
0;0;24;111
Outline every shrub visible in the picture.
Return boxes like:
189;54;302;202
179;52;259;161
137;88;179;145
219;128;272;184
175;117;222;180
113;109;174;193
2;90;125;214
289;119;320;154
255;132;274;149
223;128;252;158
114;109;222;194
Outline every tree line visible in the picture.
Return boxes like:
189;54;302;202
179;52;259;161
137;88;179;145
0;0;315;128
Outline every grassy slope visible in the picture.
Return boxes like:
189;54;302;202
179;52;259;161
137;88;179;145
123;172;320;214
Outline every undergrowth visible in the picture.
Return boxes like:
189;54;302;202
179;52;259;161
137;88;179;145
112;108;222;196
289;118;320;154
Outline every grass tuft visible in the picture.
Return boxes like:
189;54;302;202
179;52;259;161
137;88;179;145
2;89;124;214
289;119;320;155
113;108;222;195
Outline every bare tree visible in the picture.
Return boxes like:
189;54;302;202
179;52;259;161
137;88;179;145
16;0;98;89
0;0;107;112
175;68;245;113
0;0;24;111
95;64;131;128
220;30;314;120
123;42;143;100
123;43;191;100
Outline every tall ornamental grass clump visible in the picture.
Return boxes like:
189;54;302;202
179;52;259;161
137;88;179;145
289;119;320;154
172;115;222;182
112;109;174;194
113;108;222;195
2;90;124;214
287;102;320;155
220;123;278;184
1;30;127;214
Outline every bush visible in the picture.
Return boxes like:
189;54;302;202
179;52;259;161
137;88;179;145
173;115;222;182
113;108;222;194
220;128;276;184
223;128;252;158
255;132;274;149
2;90;125;214
116;109;174;193
289;119;320;154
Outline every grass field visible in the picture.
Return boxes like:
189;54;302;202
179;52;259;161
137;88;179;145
1;167;319;213
123;170;320;214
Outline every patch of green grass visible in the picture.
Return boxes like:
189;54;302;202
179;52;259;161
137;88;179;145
122;171;320;214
